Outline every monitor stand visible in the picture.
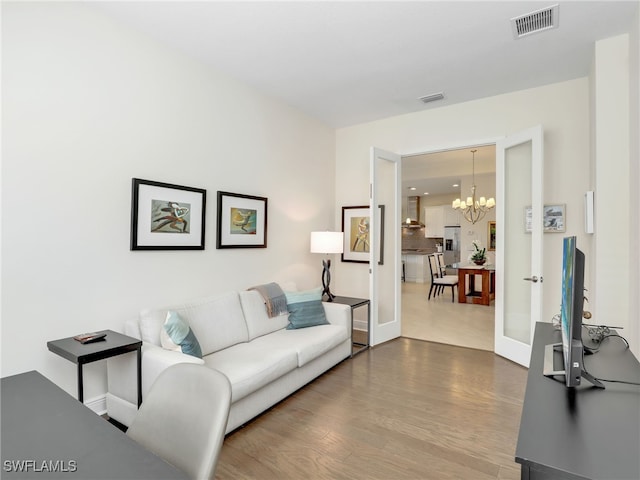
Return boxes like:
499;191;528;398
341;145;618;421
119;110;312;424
543;343;605;388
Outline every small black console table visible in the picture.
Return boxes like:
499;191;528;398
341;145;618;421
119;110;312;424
330;296;370;356
516;322;640;480
47;329;142;407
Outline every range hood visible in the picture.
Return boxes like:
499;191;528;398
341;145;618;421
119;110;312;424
403;196;424;228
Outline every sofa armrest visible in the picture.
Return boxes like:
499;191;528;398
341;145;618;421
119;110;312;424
322;302;351;331
107;342;204;405
141;343;205;394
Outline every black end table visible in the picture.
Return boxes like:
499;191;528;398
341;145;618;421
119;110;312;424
47;330;142;407
330;296;370;356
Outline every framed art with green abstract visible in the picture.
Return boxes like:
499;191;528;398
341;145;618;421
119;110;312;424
341;205;385;264
130;178;206;250
488;221;496;251
216;191;268;248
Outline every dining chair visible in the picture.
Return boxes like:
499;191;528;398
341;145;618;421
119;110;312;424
127;363;232;480
427;254;458;302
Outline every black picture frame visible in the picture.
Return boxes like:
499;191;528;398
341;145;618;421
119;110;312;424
341;205;385;264
216;191;268;249
130;178;206;250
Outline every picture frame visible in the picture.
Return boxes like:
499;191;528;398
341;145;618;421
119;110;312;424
216;191;268;249
525;204;566;233
341;205;385;264
130;178;206;250
488;221;496;251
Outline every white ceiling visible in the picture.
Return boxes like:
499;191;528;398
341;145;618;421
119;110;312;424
95;1;638;129
94;1;638;195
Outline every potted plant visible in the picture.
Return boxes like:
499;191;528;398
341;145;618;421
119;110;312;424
470;240;486;265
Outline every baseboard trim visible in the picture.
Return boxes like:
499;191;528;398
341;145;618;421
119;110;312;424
85;394;107;415
353;319;367;331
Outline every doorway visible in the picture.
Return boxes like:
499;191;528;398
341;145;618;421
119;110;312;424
400;145;497;351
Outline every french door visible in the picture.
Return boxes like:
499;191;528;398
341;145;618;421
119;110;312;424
369;147;402;346
495;126;544;367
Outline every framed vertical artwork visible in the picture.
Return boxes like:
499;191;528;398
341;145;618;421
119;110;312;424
216;191;268;248
525;204;566;233
488;221;496;251
341;205;385;264
130;178;206;250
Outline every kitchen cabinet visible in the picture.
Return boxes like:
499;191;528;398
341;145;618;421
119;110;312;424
443;206;460;226
401;254;429;283
424;206;444;238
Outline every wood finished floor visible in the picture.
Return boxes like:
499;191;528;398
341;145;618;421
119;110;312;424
216;338;527;480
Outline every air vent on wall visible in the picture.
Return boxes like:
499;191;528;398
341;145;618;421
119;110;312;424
418;92;445;104
511;4;559;39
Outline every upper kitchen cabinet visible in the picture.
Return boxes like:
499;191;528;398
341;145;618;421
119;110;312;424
424;206;444;238
443;206;460;226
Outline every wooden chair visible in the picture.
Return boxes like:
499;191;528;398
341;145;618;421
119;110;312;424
427;254;458;302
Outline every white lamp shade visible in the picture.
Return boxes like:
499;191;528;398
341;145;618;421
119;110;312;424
310;231;344;254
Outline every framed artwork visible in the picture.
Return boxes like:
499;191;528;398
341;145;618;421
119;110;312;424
525;204;566;233
341;205;385;264
216;191;268;248
130;178;206;250
488;221;496;251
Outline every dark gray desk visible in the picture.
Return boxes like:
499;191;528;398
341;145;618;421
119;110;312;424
47;329;142;406
1;371;186;479
516;322;640;480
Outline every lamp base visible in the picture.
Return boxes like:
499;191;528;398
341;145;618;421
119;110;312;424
321;259;335;302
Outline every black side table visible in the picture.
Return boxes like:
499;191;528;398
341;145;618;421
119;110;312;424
47;330;142;407
330;296;370;356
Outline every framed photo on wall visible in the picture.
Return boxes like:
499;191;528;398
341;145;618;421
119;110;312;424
488;221;496;251
216;191;268;248
525;204;566;233
341;205;385;264
130;178;206;250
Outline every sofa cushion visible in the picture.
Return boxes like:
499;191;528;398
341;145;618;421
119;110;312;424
139;292;249;355
203;343;298;402
239;290;290;341
160;311;203;359
250;324;349;367
285;287;329;329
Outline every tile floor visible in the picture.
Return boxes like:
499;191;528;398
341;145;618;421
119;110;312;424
401;281;495;351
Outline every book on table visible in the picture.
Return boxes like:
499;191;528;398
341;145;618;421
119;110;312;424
73;332;107;344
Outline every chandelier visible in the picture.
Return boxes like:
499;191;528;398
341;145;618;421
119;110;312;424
452;149;495;224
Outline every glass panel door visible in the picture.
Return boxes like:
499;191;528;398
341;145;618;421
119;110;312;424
495;126;543;367
370;147;401;346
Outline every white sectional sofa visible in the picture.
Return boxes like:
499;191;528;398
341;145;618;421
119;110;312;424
106;289;352;434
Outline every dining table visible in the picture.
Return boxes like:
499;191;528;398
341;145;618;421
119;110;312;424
450;262;496;306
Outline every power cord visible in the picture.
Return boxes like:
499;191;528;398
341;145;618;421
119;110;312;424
580;324;640;386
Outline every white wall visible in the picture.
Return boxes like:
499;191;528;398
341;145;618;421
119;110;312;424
335;79;592;331
628;7;640;357
591;33;636;355
1;3;335;401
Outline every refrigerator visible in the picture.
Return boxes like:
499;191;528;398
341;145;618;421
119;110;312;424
443;226;460;265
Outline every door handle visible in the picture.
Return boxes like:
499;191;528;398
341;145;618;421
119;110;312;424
523;276;539;283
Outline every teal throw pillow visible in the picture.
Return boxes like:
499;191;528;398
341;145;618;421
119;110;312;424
285;287;329;329
162;311;203;359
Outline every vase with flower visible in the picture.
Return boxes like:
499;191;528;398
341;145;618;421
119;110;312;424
470;240;487;265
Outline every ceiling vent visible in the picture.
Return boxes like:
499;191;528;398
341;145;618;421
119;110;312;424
511;4;559;39
418;92;445;104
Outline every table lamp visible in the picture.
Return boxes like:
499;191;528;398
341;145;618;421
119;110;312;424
310;231;344;301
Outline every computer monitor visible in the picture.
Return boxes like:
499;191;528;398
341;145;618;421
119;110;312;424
543;236;604;388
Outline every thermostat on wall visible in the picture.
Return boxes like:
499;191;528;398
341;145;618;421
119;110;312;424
584;191;594;234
